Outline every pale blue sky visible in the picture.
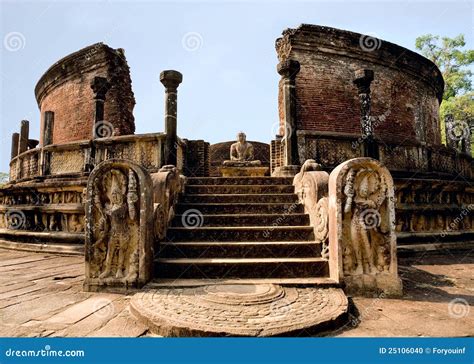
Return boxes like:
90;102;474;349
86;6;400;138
0;0;472;173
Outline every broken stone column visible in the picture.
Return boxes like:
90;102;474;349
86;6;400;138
160;70;183;167
84;159;154;292
91;77;111;139
328;157;402;296
353;69;379;159
10;133;19;159
43;111;54;146
444;114;456;149
277;59;300;168
18;120;29;154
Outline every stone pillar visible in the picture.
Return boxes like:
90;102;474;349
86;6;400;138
444;114;456;149
18;120;29;154
43;111;54;146
90;77;111;139
353;69;378;159
10;133;19;159
277;60;300;167
160;70;183;167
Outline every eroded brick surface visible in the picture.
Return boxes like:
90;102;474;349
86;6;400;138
35;43;135;145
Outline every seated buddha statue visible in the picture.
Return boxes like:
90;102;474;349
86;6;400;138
223;132;261;166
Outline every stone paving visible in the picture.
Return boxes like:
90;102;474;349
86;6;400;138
0;248;472;337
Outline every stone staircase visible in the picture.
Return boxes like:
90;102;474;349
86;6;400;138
153;177;331;283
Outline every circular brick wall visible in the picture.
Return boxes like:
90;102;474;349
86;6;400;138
210;141;270;176
35;43;135;146
276;24;444;147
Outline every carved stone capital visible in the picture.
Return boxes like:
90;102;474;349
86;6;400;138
160;70;183;91
353;69;374;94
277;59;300;79
90;76;111;100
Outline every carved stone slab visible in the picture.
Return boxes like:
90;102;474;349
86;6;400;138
84;159;154;292
219;166;268;177
328;158;402;296
130;284;348;337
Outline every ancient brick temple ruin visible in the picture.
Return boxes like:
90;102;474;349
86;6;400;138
0;25;472;336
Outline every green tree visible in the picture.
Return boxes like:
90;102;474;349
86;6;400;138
0;172;8;187
416;34;474;154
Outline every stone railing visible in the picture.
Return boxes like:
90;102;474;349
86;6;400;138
7;132;193;184
272;131;473;180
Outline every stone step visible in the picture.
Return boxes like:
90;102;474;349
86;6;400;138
171;213;310;227
166;226;314;242
186;177;293;185
158;241;322;258
185;184;295;195
147;277;339;287
181;193;298;204
154;257;329;279
176;203;304;215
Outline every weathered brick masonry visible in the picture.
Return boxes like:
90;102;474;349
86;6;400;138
35;43;135;145
276;24;444;147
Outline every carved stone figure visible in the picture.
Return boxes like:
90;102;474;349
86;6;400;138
328;158;402;296
97;170;135;279
343;168;388;275
69;214;84;233
223;132;261;166
49;214;59;231
84;159;154;292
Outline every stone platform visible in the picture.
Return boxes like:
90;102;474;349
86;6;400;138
129;284;348;336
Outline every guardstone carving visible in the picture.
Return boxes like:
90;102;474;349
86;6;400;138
328;158;402;296
150;164;183;241
84;159;154;292
293;160;330;260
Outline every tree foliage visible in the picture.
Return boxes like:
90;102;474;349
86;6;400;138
416;34;474;100
0;172;8;187
416;34;474;154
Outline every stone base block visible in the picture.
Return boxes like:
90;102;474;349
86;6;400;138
344;273;403;297
219;166;269;177
272;165;301;177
